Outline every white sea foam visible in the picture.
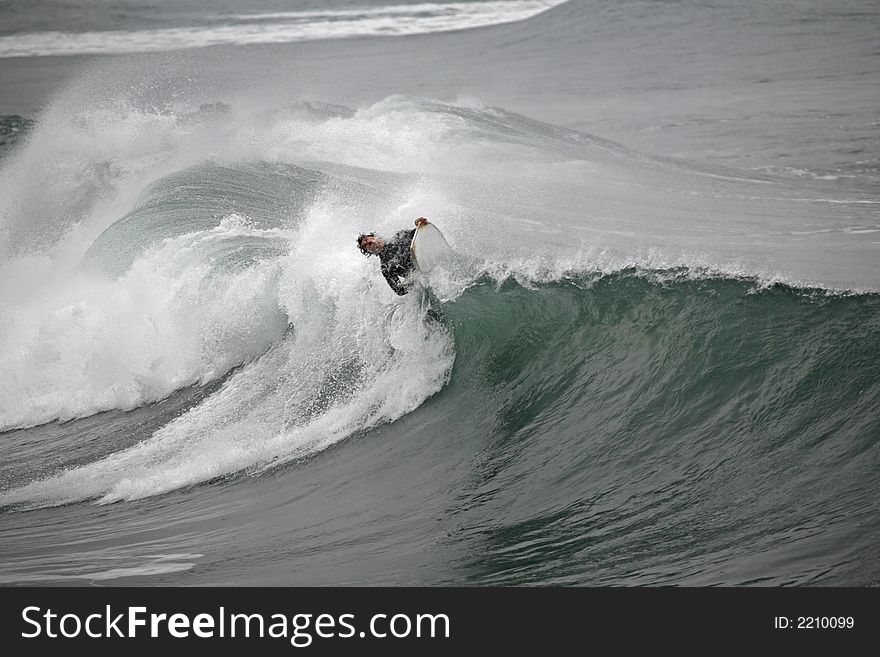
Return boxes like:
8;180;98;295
0;198;454;505
1;82;877;505
0;1;568;58
0;219;291;431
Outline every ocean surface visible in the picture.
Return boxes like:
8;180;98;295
0;0;878;586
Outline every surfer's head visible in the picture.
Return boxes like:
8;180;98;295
357;233;384;255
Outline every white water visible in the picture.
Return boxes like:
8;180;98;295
1;0;879;502
2;89;877;432
0;1;567;58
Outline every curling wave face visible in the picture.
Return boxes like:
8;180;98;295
0;91;878;509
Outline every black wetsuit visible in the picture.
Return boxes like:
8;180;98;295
379;229;416;295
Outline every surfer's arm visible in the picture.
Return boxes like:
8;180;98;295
380;257;411;295
383;270;410;295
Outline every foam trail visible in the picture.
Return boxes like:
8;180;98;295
0;1;567;58
0;202;454;506
0;218;290;431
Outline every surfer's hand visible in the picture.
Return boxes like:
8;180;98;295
415;217;428;227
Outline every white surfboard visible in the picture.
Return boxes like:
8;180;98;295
410;222;454;272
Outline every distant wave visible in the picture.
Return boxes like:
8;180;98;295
0;1;568;58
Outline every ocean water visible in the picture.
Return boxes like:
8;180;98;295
0;0;878;585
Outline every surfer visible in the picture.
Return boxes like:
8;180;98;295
357;217;429;295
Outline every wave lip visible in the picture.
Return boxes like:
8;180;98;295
0;1;568;59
